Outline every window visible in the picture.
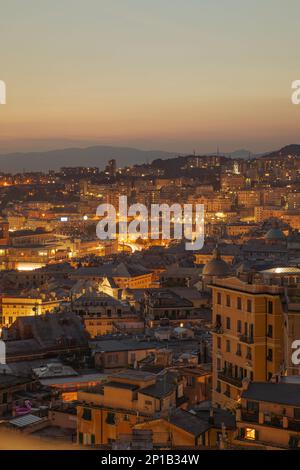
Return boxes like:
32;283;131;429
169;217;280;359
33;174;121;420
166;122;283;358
226;317;231;330
236;343;242;356
91;434;95;445
246;347;252;360
187;376;195;387
268;372;273;381
245;428;257;441
267;348;273;362
267;324;273;338
294;408;300;420
237;297;242;310
267;301;273;314
217;337;221;349
226;340;231;352
226;295;231;307
237;320;242;334
78;432;83;445
247;300;252;313
82;408;92;421
106;412;116;425
217;358;221;370
216;381;221;393
247;401;259;413
217;292;221;305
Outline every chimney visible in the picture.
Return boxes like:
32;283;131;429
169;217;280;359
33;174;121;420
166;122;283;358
208;407;214;424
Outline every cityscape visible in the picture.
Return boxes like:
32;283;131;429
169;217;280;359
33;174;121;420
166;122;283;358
0;146;300;451
1;0;300;458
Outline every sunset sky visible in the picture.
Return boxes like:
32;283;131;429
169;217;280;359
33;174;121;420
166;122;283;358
1;0;300;153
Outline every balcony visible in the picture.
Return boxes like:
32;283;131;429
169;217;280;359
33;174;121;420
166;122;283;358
241;411;259;423
288;419;300;432
218;370;243;388
213;324;224;334
239;335;254;344
241;411;300;431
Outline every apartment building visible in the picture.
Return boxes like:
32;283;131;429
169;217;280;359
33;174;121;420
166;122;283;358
77;370;178;446
235;380;300;449
211;277;284;410
73;292;142;337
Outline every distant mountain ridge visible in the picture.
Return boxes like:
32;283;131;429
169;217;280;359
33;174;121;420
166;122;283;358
259;144;300;159
0;146;175;173
0;143;299;173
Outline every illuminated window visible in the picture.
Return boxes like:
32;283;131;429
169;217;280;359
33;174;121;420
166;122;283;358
245;428;256;440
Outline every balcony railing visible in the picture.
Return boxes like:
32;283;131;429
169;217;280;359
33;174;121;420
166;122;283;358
239;335;254;344
241;412;300;431
241;411;259;423
218;370;243;388
288;419;300;432
213;324;224;334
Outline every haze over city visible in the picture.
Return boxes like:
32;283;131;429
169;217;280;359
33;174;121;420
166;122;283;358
1;0;300;155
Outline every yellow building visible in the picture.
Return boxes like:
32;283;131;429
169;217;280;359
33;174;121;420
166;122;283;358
71;262;154;290
134;407;236;449
72;291;142;337
211;277;284;410
235;381;300;449
77;370;177;446
0;296;61;327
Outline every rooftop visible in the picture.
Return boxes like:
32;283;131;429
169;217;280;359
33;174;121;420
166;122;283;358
242;382;300;407
169;409;210;436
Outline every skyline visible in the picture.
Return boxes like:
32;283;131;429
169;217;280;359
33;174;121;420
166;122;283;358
1;0;300;153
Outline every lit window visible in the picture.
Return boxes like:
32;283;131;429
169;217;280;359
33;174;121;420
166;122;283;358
245;428;256;440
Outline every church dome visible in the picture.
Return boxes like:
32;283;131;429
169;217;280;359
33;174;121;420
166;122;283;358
202;247;230;277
